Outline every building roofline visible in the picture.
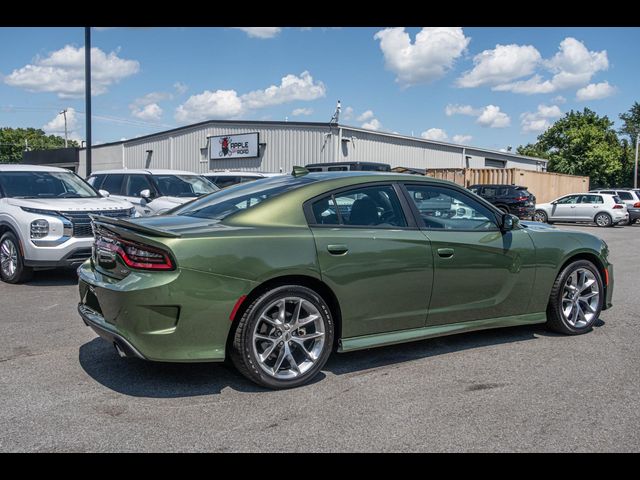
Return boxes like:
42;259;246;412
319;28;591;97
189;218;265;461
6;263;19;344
81;119;547;164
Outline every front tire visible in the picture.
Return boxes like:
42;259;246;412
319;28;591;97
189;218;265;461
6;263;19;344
230;285;334;389
546;260;603;335
594;212;612;227
0;232;33;284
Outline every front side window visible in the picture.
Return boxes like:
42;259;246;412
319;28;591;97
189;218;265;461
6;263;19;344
153;175;218;197
318;185;407;227
126;175;154;197
405;184;497;231
556;195;579;204
101;174;126;195
0;171;99;198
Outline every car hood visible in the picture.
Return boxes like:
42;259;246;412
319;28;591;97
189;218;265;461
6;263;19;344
520;220;557;231
7;197;133;211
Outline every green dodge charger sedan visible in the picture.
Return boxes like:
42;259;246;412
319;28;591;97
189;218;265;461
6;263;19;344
78;171;613;389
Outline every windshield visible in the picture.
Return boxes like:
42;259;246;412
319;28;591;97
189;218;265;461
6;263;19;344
152;174;218;197
171;175;318;221
0;171;99;198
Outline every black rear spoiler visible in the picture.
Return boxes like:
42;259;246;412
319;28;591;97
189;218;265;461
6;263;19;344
89;214;182;238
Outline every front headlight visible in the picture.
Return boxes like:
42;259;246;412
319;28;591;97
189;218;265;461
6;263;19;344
30;219;49;238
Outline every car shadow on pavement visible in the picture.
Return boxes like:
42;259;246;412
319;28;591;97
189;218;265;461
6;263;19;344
79;319;604;397
23;269;78;287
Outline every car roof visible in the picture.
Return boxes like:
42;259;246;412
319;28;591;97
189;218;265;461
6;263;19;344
0;164;70;173
89;168;200;176
204;171;270;177
468;184;526;188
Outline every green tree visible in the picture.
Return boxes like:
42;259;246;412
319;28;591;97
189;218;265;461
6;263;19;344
0;127;78;164
517;108;624;188
619;101;640;144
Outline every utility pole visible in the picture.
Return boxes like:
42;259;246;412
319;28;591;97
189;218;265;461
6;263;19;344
635;134;639;189
59;109;68;147
85;26;92;176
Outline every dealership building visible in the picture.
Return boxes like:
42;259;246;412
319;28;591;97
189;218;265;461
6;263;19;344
24;120;548;176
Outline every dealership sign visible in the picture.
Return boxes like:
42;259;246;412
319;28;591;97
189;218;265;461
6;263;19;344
209;133;259;159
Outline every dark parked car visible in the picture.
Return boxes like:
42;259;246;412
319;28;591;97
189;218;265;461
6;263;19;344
468;184;536;219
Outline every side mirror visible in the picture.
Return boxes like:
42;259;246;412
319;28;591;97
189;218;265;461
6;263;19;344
501;213;519;232
98;189;110;197
139;189;152;200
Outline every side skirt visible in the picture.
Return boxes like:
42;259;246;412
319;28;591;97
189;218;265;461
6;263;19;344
338;312;547;353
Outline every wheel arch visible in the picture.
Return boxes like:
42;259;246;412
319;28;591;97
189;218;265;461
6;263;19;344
225;274;343;356
0;220;25;254
558;250;608;293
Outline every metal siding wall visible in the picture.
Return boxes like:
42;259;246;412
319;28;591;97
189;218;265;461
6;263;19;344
78;144;124;177
76;122;546;175
340;128;462;169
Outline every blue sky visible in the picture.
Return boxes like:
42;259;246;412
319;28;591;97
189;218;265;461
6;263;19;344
0;27;638;150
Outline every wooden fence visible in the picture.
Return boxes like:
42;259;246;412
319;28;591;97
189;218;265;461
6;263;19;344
421;168;590;203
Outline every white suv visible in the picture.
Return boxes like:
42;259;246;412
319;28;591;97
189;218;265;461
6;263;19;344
0;165;134;283
87;169;219;216
533;192;628;227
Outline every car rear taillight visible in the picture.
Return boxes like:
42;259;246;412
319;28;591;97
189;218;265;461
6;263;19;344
613;204;624;209
634;202;640;208
96;235;174;270
514;196;529;202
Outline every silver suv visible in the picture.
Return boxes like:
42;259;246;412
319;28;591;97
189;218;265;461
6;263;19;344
590;189;640;224
0;165;134;283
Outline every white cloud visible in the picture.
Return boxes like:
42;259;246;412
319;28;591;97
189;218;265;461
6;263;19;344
361;118;382;131
476;105;511;128
374;27;470;86
292;107;313;116
42;107;82;141
457;44;541;88
576;81;616;101
175;89;243;123
131;103;163;121
129;91;172;121
452;134;472;144
421;128;448;141
520;104;562;133
552;95;567;104
175;71;325;123
343;106;354;121
445;104;480;116
240;71;325;109
357;110;375;122
490;37;609;95
233;27;282;39
4;45;139;98
173;82;188;94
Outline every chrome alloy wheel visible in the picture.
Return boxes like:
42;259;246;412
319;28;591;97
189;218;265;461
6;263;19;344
0;238;18;278
561;268;600;328
252;297;325;379
533;211;547;222
595;213;611;227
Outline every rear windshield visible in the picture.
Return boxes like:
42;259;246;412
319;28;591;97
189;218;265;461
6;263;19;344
171;175;318;221
617;191;634;200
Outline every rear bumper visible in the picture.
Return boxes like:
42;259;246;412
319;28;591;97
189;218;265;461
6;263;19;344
78;303;146;359
511;206;535;219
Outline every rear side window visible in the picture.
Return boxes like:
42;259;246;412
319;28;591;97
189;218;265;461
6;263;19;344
617;191;633;200
310;185;407;228
580;195;603;204
100;174;125;195
612;196;623;204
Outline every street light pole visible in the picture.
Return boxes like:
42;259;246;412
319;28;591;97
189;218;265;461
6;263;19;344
635;134;639;190
59;109;68;147
85;26;92;176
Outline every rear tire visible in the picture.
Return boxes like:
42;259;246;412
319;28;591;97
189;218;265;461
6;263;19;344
594;212;612;227
546;260;603;335
230;285;334;389
533;210;548;223
0;232;33;284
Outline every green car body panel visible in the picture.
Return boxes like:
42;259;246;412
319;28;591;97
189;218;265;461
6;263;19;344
77;172;613;362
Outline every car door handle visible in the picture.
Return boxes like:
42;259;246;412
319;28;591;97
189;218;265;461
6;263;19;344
570;205;576;208
327;244;349;255
437;248;455;258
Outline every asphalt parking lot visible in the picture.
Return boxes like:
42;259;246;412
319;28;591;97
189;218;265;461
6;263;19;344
1;223;639;452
